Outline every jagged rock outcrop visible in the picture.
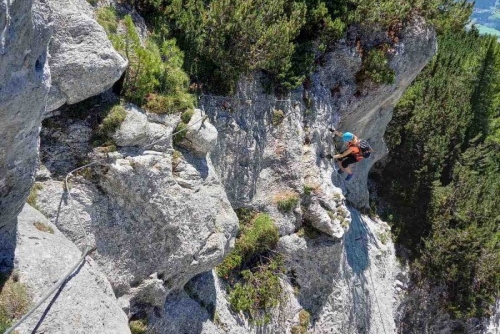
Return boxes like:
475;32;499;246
156;212;403;334
0;204;130;334
204;17;437;211
0;0;52;230
45;0;127;112
35;104;239;315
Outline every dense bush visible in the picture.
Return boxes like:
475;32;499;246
125;0;470;94
356;46;395;85
216;211;282;322
373;29;500;318
96;8;194;113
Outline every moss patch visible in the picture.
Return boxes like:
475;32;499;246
0;272;30;333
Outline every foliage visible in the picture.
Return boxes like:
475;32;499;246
0;272;30;333
97;104;127;137
272;109;285;126
97;11;194;113
275;191;299;212
216;212;281;322
356;46;395;85
373;29;500;318
129;318;148;334
124;0;471;94
33;221;54;234
96;6;118;34
228;257;283;324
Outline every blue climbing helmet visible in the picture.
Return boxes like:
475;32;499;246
342;132;354;142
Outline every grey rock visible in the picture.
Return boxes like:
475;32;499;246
0;204;130;334
35;148;239;301
0;0;51;230
112;103;177;151
45;0;127;112
129;273;167;309
148;289;222;334
113;104;151;147
333;18;437;208
180;109;218;156
278;233;343;315
203;17;437;214
40;117;94;176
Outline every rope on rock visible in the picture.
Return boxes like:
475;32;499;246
5;164;94;334
5;110;210;333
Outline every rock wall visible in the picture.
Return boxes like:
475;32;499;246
0;0;52;230
203;18;437;212
152;212;405;334
0;204;130;334
35;106;239;317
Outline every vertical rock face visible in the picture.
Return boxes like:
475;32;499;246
204;17;436;212
0;0;51;230
326;18;437;208
45;0;127;112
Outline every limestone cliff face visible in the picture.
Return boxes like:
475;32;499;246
0;0;128;332
0;0;126;230
0;0;51;230
35;106;239;316
6;2;498;333
204;17;436;217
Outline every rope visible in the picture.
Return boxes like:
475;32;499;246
5;164;95;334
5;109;211;333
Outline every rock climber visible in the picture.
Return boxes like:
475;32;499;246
331;130;364;181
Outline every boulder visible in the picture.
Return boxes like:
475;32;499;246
45;0;127;112
0;204;130;334
180;109;218;156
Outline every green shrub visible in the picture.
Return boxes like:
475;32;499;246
180;109;195;124
303;184;318;196
217;212;281;322
96;6;118;34
216;253;243;279
275;191;299;212
0;272;30;332
129;318;148;334
98;104;127;136
236;213;279;259
97;12;195;113
228;257;283;323
173;121;188;145
356;47;395;85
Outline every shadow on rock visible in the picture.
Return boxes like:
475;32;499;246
0;221;17;284
344;208;373;274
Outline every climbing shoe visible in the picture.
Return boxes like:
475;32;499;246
337;168;344;174
345;173;353;181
